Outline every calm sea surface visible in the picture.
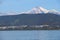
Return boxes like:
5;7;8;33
0;30;60;40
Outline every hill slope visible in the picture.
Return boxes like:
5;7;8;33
0;13;60;26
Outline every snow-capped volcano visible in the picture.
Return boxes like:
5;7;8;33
23;7;49;14
0;6;60;16
22;7;60;14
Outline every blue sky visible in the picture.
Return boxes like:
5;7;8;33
0;0;60;12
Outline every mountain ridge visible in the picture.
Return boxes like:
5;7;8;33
0;7;60;16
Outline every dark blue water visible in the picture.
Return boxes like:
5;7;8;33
0;30;60;40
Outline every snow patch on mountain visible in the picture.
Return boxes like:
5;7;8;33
48;9;60;15
23;7;49;14
22;7;60;15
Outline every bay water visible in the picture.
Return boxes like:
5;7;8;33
0;30;60;40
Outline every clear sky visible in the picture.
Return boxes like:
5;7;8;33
0;0;60;13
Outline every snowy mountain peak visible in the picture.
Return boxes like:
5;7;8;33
0;6;60;16
23;7;49;14
22;7;60;15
